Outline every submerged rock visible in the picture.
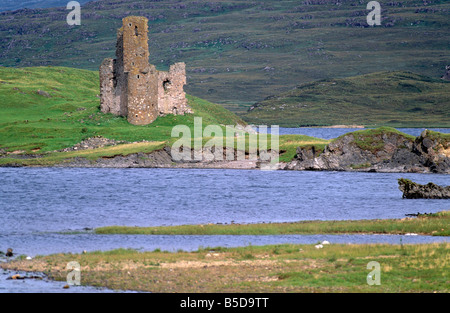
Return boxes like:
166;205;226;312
398;178;450;199
6;273;43;280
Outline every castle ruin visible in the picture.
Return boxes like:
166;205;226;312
442;65;450;81
100;16;191;125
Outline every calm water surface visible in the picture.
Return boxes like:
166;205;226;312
257;127;450;139
0;167;449;257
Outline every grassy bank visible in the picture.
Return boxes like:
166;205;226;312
2;243;449;292
95;211;450;236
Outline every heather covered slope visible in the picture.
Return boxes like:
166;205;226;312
0;0;93;12
243;71;450;127
0;0;448;110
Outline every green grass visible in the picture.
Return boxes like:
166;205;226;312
0;66;244;154
243;71;450;127
95;211;450;236
2;242;449;292
278;135;329;162
0;66;330;165
0;0;449;108
334;126;416;153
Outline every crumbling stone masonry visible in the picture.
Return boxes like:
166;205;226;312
100;16;191;125
442;65;450;81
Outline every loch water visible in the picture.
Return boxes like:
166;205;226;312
1;167;449;256
0;128;449;292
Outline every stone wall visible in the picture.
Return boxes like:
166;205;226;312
442;65;450;81
100;16;190;125
99;58;117;114
157;62;191;116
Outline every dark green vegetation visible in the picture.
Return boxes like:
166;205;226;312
2;243;449;292
243;71;450;127
0;0;448;110
0;0;92;12
95;211;450;237
343;126;416;153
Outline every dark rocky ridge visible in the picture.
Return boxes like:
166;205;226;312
398;178;450;199
285;129;450;174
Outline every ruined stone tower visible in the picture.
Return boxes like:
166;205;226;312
442;65;450;81
100;16;191;125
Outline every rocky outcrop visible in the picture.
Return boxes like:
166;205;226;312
36;90;51;98
56;146;264;170
398;178;450;199
1;129;448;173
58;136;129;152
286;129;450;174
412;130;450;173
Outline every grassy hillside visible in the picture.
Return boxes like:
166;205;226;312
0;0;448;110
0;66;245;154
0;66;328;166
242;71;450;127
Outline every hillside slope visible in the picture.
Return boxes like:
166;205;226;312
242;71;450;127
0;66;244;153
0;0;448;109
0;0;92;12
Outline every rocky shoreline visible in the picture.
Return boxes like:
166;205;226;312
1;129;449;174
52;147;263;170
285;129;449;174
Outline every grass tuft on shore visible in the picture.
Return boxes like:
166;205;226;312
95;211;450;236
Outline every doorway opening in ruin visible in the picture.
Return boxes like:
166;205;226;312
163;79;171;93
